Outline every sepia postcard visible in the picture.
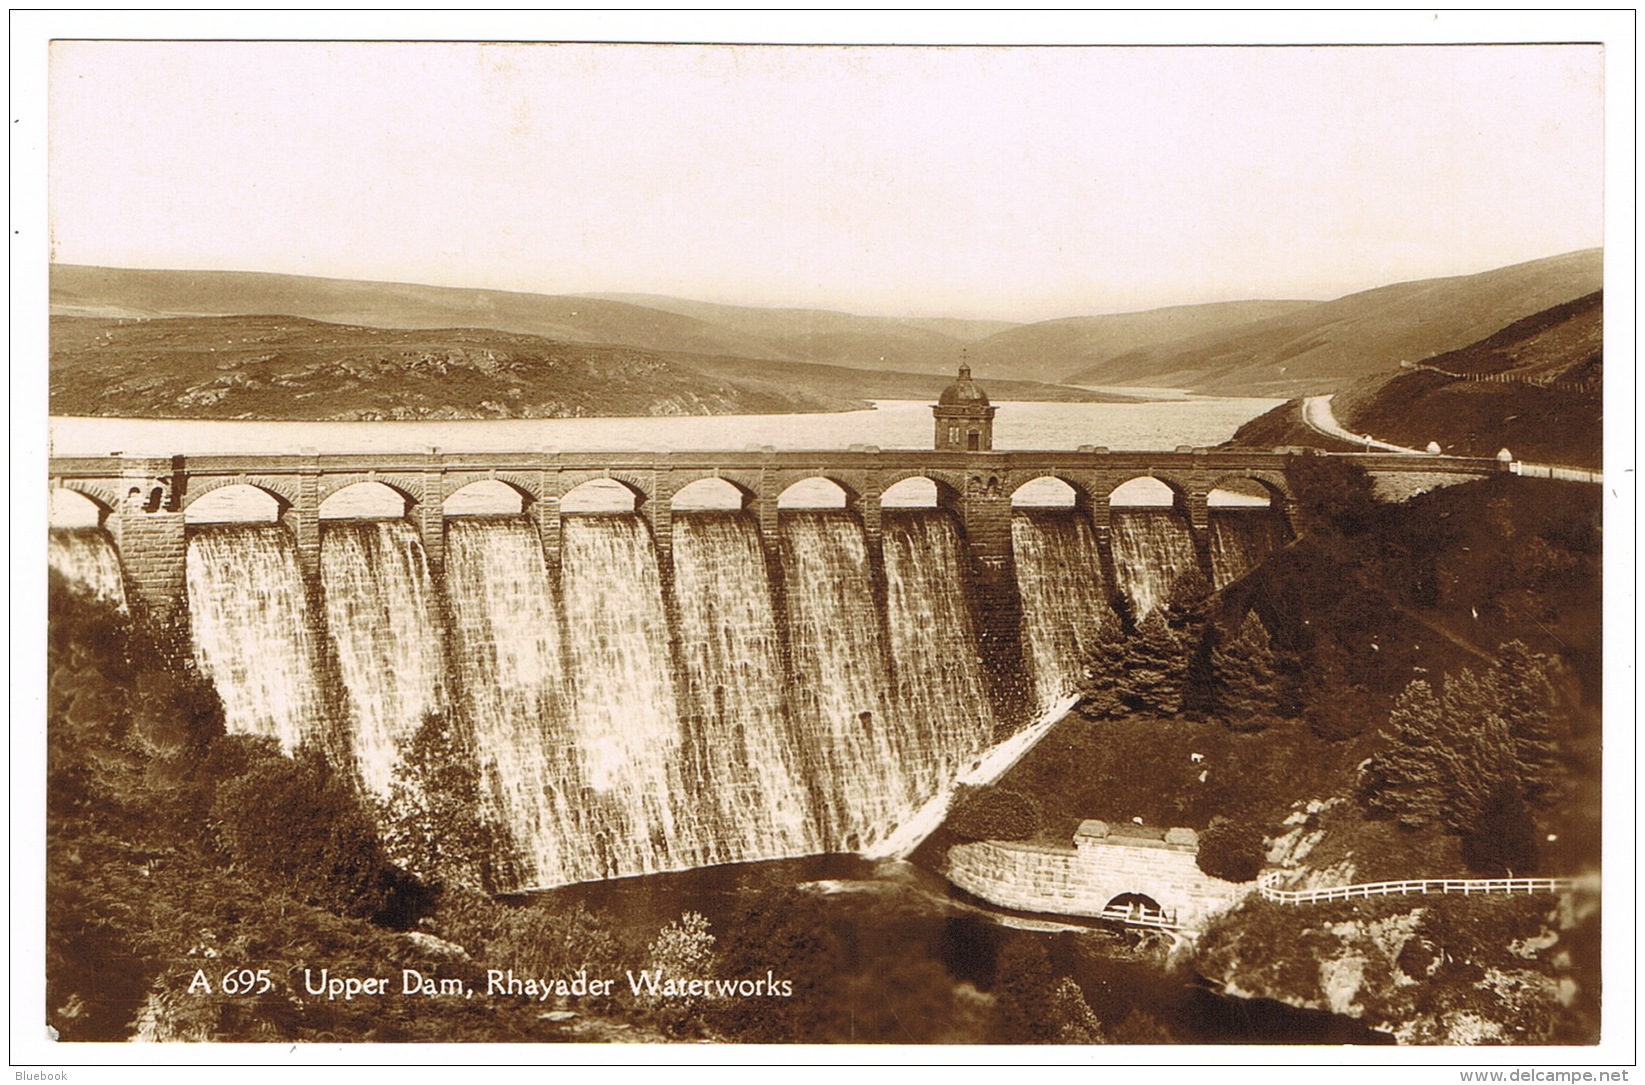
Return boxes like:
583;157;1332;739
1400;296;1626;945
12;10;1635;1078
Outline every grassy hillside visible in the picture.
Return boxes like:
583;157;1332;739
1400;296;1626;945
1225;292;1603;467
967;300;1313;384
49;315;861;420
52;265;1017;379
1330;292;1602;467
1066;250;1601;397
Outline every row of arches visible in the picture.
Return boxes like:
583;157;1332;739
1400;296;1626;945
50;474;1282;527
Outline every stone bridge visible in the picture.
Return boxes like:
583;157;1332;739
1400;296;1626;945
48;446;1504;618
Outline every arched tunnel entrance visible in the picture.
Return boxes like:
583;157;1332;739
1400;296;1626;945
1103;892;1170;924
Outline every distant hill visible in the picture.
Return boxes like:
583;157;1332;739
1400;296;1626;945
1066;249;1602;397
1330;291;1602;466
49;315;862;421
1225;291;1602;467
580;293;1020;374
53;266;1025;378
965;300;1315;384
660;352;1127;405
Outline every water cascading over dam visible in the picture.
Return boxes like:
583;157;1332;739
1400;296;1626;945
185;525;328;754
778;510;911;850
881;510;997;788
442;517;583;889
1208;509;1292;588
145;473;1287;891
1109;508;1201;620
48;528;129;612
670;512;823;863
320;519;448;797
557;513;710;878
1011;509;1115;712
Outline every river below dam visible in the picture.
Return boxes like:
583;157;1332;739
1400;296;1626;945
43;393;1385;1044
532;852;1393;1045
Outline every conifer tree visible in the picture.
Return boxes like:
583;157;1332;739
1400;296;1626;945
1362;679;1450;829
1491;640;1565;806
1076;625;1130;720
1124;611;1186;716
1211;611;1281;731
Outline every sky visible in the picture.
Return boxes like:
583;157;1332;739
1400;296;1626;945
47;36;1605;322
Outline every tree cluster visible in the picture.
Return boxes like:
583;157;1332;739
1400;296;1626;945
1360;641;1567;872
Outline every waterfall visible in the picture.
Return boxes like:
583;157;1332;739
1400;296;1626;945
48;528;128;612
670;512;821;862
1011;509;1114;712
777;510;913;850
557;513;712;880
319;520;447;798
881;509;995;785
443;517;581;890
1208;509;1291;588
185;525;327;753
1109;508;1200;620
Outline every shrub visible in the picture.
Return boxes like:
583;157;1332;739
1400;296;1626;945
209;741;413;922
1286;454;1381;537
1196;816;1265;883
947;787;1041;842
376;711;495;890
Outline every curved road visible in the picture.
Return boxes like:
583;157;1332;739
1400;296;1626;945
1301;394;1425;454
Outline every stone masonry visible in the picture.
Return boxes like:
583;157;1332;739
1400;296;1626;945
946;819;1252;930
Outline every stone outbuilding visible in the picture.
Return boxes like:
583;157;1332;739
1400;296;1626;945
946;819;1252;930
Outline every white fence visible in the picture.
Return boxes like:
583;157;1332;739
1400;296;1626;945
1511;462;1604;484
1257;873;1578;905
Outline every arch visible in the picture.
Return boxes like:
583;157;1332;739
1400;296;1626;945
777;477;853;509
180;473;296;509
560;477;641;514
318;480;414;520
183;483;284;524
1207;481;1271;508
1010;475;1084;508
670;477;752;511
879;468;966;500
879;476;942;508
49;487;109;528
1108;476;1182;508
1207;472;1290;508
1103;892;1168;921
443;478;530;517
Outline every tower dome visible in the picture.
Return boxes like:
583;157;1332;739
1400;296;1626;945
932;364;997;451
938;364;991;407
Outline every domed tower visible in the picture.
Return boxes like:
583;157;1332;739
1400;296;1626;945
932;364;996;451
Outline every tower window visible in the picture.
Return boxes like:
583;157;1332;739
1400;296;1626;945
967;431;980;451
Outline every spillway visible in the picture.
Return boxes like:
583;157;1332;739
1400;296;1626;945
319;519;448;798
670;512;821;862
185;525;327;753
1208;509;1291;588
557;513;709;879
77;483;1242;891
777;510;910;850
1011;509;1114;712
1109;508;1200;620
882;509;995;784
442;517;580;890
48;528;128;612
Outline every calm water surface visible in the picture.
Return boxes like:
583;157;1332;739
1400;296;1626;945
49;397;1281;457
